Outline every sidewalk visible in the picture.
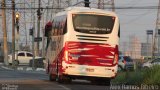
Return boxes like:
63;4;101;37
0;63;46;72
0;62;3;65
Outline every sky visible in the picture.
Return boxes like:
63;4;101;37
114;0;159;43
74;0;159;43
0;0;159;45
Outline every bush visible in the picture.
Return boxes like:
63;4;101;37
112;65;160;85
125;71;144;85
112;72;126;84
143;65;160;85
112;71;144;85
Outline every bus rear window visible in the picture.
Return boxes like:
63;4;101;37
72;14;115;34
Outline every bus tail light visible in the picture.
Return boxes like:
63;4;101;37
64;51;69;61
113;53;118;65
113;45;118;65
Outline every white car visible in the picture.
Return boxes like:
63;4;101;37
8;51;41;65
142;58;160;69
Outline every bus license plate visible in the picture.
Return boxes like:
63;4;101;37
86;68;94;72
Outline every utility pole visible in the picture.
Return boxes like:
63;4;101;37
154;0;160;57
23;0;27;49
98;0;104;9
15;12;20;61
41;4;45;58
111;0;115;12
66;0;71;7
31;0;35;69
12;0;15;67
98;0;115;11
46;0;50;22
1;0;9;66
36;0;41;56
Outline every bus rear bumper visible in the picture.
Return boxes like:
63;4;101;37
62;64;118;79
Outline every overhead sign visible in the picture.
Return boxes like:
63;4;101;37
158;29;160;35
34;37;42;42
146;30;153;35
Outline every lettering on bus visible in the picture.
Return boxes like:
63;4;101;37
76;26;109;31
73;14;115;34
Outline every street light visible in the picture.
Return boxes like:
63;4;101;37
15;12;20;34
15;12;20;64
15;13;20;18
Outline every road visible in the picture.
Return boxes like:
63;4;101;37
0;64;110;90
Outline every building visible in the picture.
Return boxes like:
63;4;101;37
141;43;152;57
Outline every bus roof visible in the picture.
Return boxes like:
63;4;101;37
55;7;117;17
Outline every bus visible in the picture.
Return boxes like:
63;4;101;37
44;7;120;85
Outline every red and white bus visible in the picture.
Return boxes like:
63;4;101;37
44;7;120;85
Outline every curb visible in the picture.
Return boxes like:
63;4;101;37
1;65;46;72
1;66;14;70
17;67;46;72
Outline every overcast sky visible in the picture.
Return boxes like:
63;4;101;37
0;0;159;44
74;0;159;43
114;0;159;43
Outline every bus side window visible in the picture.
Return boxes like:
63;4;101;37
53;21;56;36
118;25;120;37
59;22;63;35
58;16;63;35
58;22;61;35
63;19;67;35
54;21;58;36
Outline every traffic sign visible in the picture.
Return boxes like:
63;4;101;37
146;30;153;35
158;29;160;35
34;37;42;42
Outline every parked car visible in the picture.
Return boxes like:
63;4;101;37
118;55;135;71
142;58;160;69
8;51;42;65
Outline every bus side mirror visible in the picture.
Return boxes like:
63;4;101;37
45;22;52;37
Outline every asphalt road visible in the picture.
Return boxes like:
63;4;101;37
0;65;110;90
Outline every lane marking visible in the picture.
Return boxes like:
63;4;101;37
58;85;71;90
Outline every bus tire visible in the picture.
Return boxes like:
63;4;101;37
56;74;63;83
56;74;72;84
64;77;72;84
49;73;56;81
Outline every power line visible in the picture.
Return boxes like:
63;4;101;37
1;6;160;9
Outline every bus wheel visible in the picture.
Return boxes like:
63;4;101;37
56;75;63;83
56;74;72;84
55;71;62;83
49;73;56;81
64;77;72;84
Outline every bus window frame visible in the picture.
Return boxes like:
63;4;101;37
51;15;67;36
